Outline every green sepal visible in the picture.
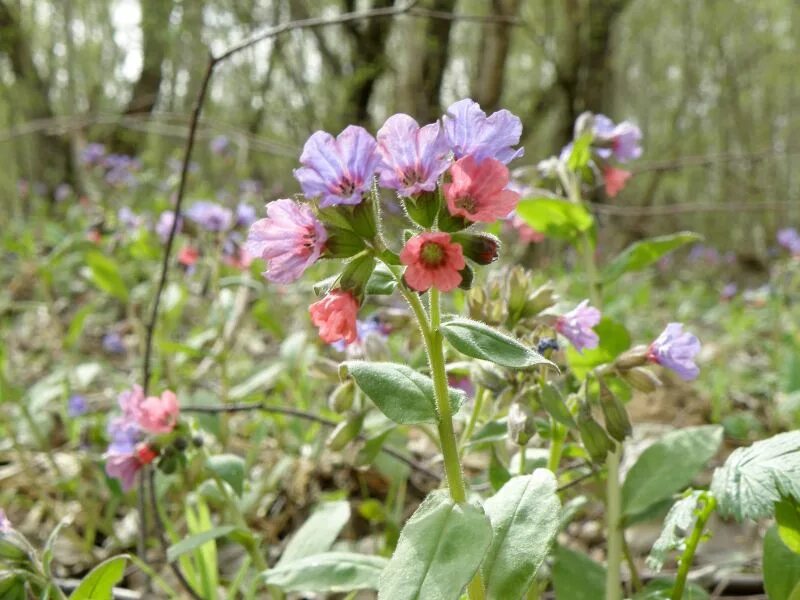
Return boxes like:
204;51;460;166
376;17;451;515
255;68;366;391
325;226;367;259
403;191;439;228
340;253;376;301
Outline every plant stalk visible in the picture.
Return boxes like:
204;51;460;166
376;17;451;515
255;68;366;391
671;495;716;600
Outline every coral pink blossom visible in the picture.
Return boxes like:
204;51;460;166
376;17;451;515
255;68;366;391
603;166;632;198
178;246;199;267
444;156;520;223
510;215;545;243
400;232;466;292
133;390;180;434
309;290;360;344
105;452;143;491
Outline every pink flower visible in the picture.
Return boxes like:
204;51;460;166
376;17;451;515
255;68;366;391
118;384;145;419
134;390;180;434
603;166;632;198
510;214;545;243
310;290;360;344
556;300;601;352
246;199;328;284
444;156;520;223
400;232;466;292
105;451;143;491
178;246;199;267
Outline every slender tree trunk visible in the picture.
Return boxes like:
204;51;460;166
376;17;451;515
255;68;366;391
470;0;522;112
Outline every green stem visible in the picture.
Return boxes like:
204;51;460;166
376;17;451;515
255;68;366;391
671;495;716;600
547;420;566;473
623;534;642;593
459;386;487;454
518;444;526;475
605;445;623;600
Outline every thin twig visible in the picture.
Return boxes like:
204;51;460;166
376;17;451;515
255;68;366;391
184;402;442;481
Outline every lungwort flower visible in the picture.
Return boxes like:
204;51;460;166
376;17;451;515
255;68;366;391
443;99;524;164
400;232;466;292
309;290;360;344
246;199;328;284
376;113;451;197
155;210;182;243
444;156;520;223
186;201;234;232
602;166;632;198
555;300;601;352
648;323;701;381
294;126;381;207
593;114;642;162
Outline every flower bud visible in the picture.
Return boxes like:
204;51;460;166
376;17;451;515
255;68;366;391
598;380;631;442
327;413;364;451
622;367;662;393
508;401;536;446
577;406;612;463
471;362;507;394
506;267;532;318
466;286;487;319
328;381;355;413
452;232;500;266
173;436;188;451
614;345;649;370
573;111;595;140
522;284;557;317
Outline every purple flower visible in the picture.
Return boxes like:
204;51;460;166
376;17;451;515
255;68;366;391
54;183;73;202
107;417;141;454
186;201;234;232
0;509;11;533
118;207;145;229
376;114;451;197
103;154;140;187
294;126;381;207
593;114;642;162
240;179;263;196
443;98;524;164
246;199;328;283
331;318;385;351
81;143;106;166
68;394;88;417
648;323;701;381
236;202;256;228
102;332;126;355
210;134;230;155
778;228;800;255
555;300;601;352
447;375;475;399
105;451;142;491
155;210;181;242
721;283;738;300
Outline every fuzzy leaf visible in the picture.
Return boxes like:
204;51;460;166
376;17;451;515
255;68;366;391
623;426;722;521
440;318;556;370
378;491;492;600
711;431;800;521
262;552;387;593
278;501;350;566
207;454;246;496
343;361;465;424
647;491;704;572
482;470;561;599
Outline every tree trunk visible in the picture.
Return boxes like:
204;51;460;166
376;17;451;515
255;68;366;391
470;0;522;112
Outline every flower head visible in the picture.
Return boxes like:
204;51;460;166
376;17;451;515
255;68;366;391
246;199;328;284
444;156;520;223
186;201;234;232
107;416;142;454
603;166;632;198
593;115;643;162
555;300;601;352
294;126;380;207
118;207;145;230
376;114;451;196
648;323;701;381
443;99;524;164
400;232;465;292
310;290;359;344
178;246;200;268
102;332;126;355
68;394;88;418
210;134;230;155
134;390;180;434
778;228;800;255
81;143;106;166
236;202;256;228
104;447;156;491
156;210;181;242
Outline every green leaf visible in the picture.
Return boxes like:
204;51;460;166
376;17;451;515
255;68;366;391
69;555;128;600
84;251;128;302
566;318;630;380
539;382;576;428
647;491;704;572
764;525;800;600
622;426;723;521
777;499;800;554
633;578;709;599
228;363;282;400
482;470;561;599
515;197;594;241
552;546;605;600
378;491;492;600
166;526;236;562
711;431;800;521
207;454;246;496
262;552;387;593
489;447;511;492
602;232;701;284
567;132;593;171
440;318;556;370
278;501;350;566
343;361;465;425
366;263;397;295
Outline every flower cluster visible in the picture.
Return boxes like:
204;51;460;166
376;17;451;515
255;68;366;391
247;99;524;345
104;385;180;490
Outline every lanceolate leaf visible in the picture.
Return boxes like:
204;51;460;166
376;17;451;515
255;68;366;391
622;426;723;521
69;555;128;600
711;431;800;521
602;232;701;284
343;361;465;424
378;491;492;600
278;501;351;566
482;471;561;599
262;552;387;593
440;318;556;370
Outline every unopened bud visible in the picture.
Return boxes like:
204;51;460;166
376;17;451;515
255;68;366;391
173;437;188;451
523;284;557;317
577;406;612;463
192;435;205;448
598;380;631;442
452;232;500;266
136;443;159;466
467;286;487;320
458;265;474;290
615;345;649;370
328;381;355;413
327;413;364;451
622;367;662;393
508;401;536;446
574;112;595;140
471;362;507;394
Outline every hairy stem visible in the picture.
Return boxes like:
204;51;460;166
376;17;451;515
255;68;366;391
671;495;716;600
